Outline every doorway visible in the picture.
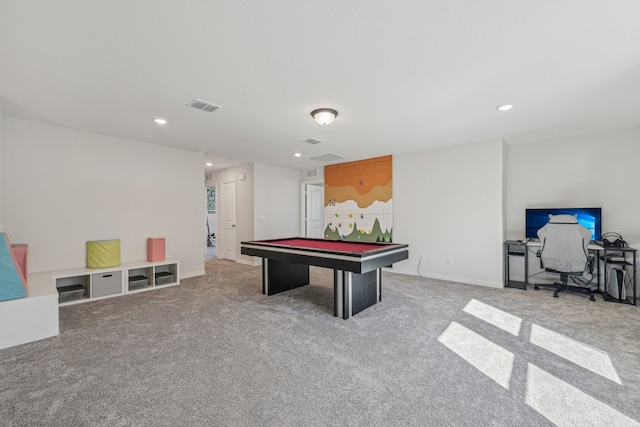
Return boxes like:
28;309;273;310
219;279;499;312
301;182;324;238
206;185;216;260
222;180;237;260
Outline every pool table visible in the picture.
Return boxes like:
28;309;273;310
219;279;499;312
240;237;409;319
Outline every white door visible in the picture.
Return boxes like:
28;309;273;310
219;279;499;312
222;181;237;260
305;184;324;238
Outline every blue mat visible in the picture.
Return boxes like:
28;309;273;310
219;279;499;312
0;232;27;301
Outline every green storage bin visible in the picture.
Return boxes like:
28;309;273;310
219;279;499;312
87;239;121;268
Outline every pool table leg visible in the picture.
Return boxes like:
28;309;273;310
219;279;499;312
262;258;310;295
334;268;381;319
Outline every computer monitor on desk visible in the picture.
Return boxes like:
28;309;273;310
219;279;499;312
525;207;602;241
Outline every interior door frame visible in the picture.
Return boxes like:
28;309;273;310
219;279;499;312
299;180;324;237
205;184;217;254
222;180;237;261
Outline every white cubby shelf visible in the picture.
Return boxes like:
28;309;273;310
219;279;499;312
53;259;180;307
2;259;179;350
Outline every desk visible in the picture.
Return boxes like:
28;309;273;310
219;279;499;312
241;238;409;319
503;240;637;305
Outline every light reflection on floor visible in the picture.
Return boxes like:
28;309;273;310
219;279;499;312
437;299;637;425
526;363;638;427
463;298;522;336
530;324;621;384
437;321;514;389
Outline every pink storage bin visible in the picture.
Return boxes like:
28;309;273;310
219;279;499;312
147;238;166;262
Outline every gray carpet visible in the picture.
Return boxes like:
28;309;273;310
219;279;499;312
1;259;639;426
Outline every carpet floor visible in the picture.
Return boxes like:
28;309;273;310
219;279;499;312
1;258;639;426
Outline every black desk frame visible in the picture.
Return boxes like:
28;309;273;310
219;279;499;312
503;240;637;305
599;246;637;305
504;240;528;290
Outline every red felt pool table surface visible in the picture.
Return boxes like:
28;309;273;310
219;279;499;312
250;238;398;254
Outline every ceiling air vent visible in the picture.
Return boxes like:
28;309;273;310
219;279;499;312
306;169;318;178
304;138;323;145
310;153;345;162
187;98;222;113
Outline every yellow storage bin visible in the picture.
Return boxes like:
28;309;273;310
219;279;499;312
86;239;121;268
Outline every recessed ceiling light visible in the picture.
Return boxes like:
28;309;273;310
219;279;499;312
496;104;514;111
206;162;213;167
293;153;302;157
154;118;168;125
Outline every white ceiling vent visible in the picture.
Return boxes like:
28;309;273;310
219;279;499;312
310;153;345;162
304;138;323;145
187;98;221;113
306;169;318;178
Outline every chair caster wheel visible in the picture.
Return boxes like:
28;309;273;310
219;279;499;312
553;292;559;298
534;285;539;290
590;295;595;301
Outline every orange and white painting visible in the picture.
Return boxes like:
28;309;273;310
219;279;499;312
324;155;392;242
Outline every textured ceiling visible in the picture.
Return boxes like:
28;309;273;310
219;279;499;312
1;1;639;171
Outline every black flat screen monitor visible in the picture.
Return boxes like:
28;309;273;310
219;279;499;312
525;207;602;241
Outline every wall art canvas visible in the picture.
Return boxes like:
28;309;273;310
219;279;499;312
324;155;393;242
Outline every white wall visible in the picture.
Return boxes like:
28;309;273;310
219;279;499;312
2;117;205;278
505;127;640;249
209;162;299;265
393;140;505;287
7;112;636;291
254;162;299;240
210;163;255;265
393;129;640;288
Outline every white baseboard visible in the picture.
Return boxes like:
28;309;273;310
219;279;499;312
181;270;205;279
235;258;259;267
387;267;502;288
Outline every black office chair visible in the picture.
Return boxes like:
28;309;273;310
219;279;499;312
535;214;596;301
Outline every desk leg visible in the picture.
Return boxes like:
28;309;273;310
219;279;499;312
633;253;637;305
596;252;601;292
262;258;309;295
334;269;381;319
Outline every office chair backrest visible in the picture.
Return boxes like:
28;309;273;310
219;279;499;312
537;214;591;273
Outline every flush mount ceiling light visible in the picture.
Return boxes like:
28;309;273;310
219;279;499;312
206;162;213;167
293;152;302;157
154;118;168;125
496;104;514;111
311;108;338;125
